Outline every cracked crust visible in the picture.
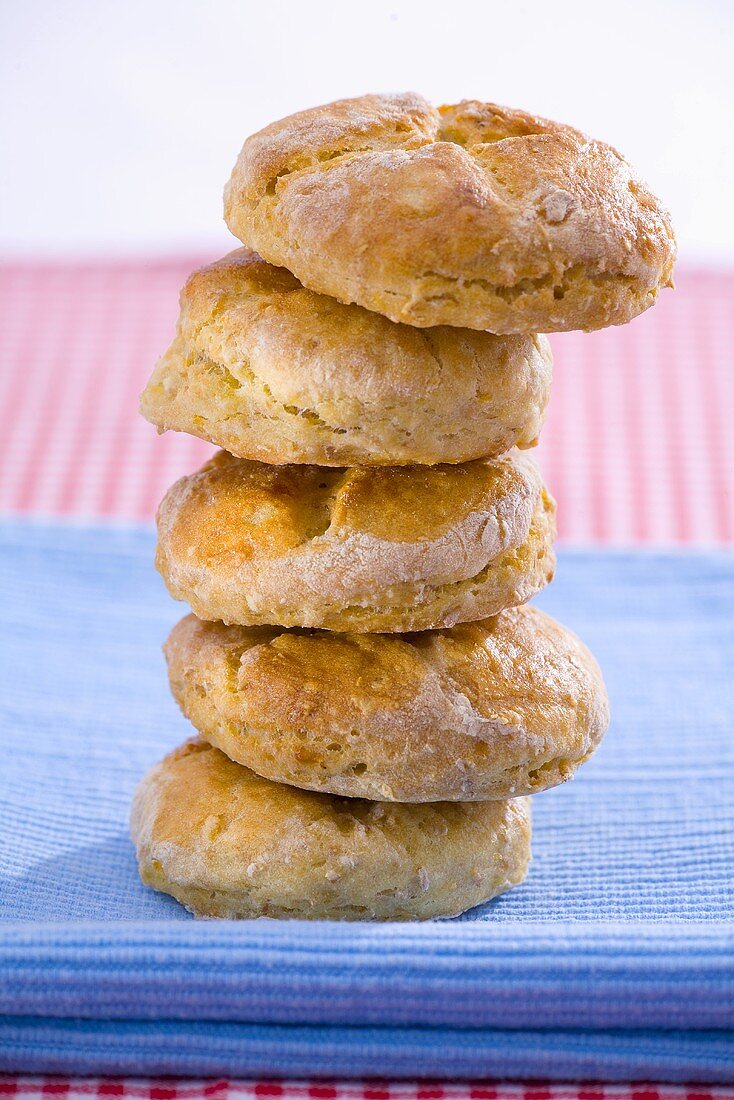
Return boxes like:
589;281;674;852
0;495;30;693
155;449;556;632
130;738;532;919
140;249;552;466
165;606;610;802
224;93;676;333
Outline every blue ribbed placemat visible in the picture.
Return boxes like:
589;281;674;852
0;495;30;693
1;520;733;1079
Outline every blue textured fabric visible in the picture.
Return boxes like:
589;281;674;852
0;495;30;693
2;1017;734;1080
1;520;733;1079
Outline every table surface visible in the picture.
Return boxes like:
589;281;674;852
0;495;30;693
1;260;733;1093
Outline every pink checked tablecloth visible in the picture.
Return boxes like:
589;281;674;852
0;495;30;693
1;262;732;541
1;261;733;1096
1;1083;734;1100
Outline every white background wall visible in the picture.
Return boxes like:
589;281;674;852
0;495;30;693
2;0;732;262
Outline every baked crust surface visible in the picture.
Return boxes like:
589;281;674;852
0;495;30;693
224;94;676;332
131;739;532;920
140;249;552;465
165;606;610;802
155;449;556;632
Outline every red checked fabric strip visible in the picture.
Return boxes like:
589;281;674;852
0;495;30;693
0;262;732;544
0;1081;733;1100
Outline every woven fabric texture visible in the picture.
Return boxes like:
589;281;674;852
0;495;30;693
1;262;733;1085
1;523;732;1078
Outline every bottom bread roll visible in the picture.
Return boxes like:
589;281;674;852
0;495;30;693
131;739;532;920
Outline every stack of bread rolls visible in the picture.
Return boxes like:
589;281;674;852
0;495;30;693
132;94;675;921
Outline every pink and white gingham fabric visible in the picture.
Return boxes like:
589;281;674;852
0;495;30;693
1;260;733;1097
1;262;733;544
1;1082;733;1100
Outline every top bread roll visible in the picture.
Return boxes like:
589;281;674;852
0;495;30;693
225;93;676;333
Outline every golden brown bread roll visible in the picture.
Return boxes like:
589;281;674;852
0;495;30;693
140;249;552;466
225;93;675;333
155;449;556;632
164;606;610;802
130;739;532;920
